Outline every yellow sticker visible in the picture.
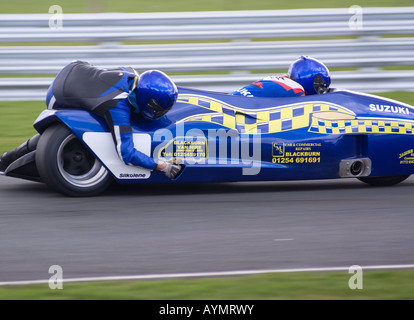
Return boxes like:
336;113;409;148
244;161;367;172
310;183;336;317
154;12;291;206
399;149;414;164
158;136;208;162
272;142;321;164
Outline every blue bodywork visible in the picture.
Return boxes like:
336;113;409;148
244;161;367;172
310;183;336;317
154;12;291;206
33;87;414;184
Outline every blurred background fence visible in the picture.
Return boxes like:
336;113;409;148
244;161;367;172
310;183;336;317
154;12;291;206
0;7;413;100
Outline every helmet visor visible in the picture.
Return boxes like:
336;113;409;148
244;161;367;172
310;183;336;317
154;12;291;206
147;98;168;119
314;74;329;94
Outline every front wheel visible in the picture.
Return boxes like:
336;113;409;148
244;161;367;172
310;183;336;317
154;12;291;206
36;124;112;196
358;175;410;187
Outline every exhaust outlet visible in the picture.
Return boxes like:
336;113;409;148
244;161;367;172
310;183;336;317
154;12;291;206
350;160;363;176
339;158;371;177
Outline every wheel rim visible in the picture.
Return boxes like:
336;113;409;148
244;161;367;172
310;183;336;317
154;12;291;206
57;134;108;188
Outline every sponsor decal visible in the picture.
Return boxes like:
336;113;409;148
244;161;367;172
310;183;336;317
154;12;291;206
369;104;410;115
158;136;208;162
272;141;321;164
399;148;414;164
119;173;147;178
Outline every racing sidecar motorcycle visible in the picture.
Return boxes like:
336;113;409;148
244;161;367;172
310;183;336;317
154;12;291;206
2;86;414;196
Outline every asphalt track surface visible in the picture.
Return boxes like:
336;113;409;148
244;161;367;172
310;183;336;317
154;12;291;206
0;174;414;282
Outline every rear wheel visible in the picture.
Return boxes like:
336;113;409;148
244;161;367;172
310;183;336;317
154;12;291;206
36;124;112;196
358;175;410;187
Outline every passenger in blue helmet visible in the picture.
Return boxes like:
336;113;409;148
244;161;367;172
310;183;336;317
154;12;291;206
288;56;331;95
229;56;330;98
0;61;182;179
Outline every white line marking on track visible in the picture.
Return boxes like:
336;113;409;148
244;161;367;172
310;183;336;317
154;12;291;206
1;264;414;286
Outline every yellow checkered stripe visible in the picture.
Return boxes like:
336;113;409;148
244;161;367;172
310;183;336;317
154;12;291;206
177;95;353;134
309;118;414;135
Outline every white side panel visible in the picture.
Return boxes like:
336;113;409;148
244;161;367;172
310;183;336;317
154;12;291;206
83;132;152;180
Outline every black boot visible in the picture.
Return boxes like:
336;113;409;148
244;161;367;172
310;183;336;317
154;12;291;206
0;134;40;172
0;155;9;172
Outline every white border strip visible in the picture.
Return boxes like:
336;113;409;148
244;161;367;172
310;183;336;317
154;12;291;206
1;264;414;286
358;116;414;124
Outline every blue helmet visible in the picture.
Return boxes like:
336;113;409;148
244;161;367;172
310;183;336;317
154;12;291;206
287;56;331;95
132;70;178;120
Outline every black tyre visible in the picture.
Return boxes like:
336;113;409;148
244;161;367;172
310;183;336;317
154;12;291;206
36;124;112;196
358;175;410;187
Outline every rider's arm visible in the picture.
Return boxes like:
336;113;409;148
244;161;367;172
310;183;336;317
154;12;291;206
104;98;157;170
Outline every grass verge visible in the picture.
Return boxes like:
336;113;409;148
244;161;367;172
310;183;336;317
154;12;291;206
0;270;413;300
1;0;413;14
0;100;45;154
